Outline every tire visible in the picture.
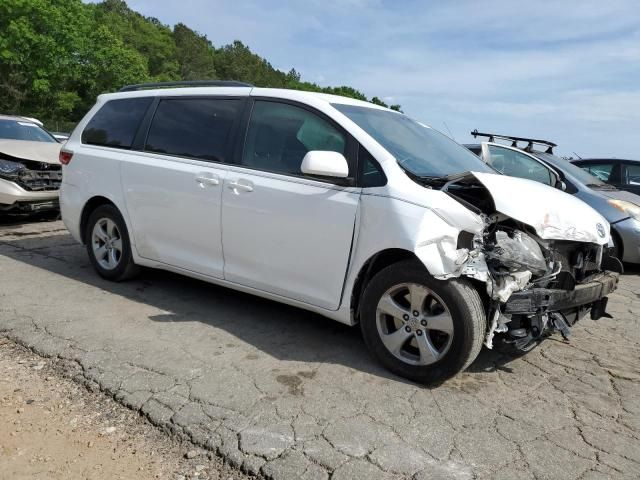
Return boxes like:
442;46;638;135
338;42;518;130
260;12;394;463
85;204;139;281
360;259;486;384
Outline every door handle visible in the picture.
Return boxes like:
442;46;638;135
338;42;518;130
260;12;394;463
195;174;220;187
228;180;254;193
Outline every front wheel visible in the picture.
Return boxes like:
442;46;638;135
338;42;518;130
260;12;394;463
360;260;486;384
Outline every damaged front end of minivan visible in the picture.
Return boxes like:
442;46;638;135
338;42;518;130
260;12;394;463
418;171;622;353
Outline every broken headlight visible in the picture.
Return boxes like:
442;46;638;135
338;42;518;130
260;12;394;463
0;159;25;178
487;230;547;275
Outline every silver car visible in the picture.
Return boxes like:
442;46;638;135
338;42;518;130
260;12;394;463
466;132;640;264
0;115;62;213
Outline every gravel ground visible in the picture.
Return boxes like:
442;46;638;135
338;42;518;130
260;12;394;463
0;338;250;480
1;217;639;479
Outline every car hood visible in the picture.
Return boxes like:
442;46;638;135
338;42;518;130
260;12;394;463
591;186;640;206
0;139;61;165
471;172;610;245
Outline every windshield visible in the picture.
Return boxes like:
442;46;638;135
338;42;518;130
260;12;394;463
533;151;607;187
332;104;493;177
0;119;57;143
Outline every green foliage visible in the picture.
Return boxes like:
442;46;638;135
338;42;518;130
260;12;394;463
0;0;401;126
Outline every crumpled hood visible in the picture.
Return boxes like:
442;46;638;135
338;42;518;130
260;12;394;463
471;171;610;245
0;139;61;165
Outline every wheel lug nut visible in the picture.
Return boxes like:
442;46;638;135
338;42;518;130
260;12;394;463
405;326;411;333
421;319;427;327
416;329;423;336
403;314;409;321
413;311;419;317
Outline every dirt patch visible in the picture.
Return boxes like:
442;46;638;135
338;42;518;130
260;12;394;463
0;338;249;480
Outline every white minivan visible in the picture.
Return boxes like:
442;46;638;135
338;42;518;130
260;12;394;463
60;81;620;383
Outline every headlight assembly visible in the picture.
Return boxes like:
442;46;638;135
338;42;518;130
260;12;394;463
0;159;26;177
608;199;640;222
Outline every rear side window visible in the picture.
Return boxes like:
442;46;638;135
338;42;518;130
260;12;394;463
82;98;152;149
145;98;242;162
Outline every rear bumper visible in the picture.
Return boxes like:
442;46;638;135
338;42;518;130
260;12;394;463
503;271;619;315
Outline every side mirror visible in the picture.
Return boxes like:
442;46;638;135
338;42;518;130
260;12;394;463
300;151;349;178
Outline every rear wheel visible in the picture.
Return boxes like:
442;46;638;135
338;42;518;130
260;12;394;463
85;204;139;281
360;259;485;384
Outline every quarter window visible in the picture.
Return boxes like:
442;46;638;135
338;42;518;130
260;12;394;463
487;145;554;186
82;97;152;149
145;98;241;162
242;101;346;176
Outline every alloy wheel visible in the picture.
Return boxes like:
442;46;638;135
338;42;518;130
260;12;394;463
91;218;123;270
375;283;454;366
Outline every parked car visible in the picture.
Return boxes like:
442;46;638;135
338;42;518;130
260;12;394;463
0;115;63;213
466;132;640;264
571;158;640;195
50;132;70;142
59;82;619;383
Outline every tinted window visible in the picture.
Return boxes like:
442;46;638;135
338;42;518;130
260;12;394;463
582;162;614;181
242;101;346;176
0;119;57;143
626;163;640;186
82;98;152;149
359;146;386;187
487;145;553;185
332;103;492;177
145;98;241;162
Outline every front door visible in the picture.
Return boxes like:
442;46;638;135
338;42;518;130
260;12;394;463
121;97;243;278
221;100;360;310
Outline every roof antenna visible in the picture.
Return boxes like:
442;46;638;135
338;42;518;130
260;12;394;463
443;121;455;140
573;151;582;159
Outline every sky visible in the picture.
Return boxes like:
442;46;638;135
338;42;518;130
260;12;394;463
116;0;639;158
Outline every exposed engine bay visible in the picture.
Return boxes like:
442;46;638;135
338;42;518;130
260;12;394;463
422;172;622;352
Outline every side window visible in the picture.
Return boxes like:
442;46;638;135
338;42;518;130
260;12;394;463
625;163;640;186
487;145;553;186
359;145;386;187
583;163;614;181
242;101;346;176
145;98;241;162
82;97;152;149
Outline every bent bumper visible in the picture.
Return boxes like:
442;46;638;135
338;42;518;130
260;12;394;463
0;178;59;208
503;271;619;315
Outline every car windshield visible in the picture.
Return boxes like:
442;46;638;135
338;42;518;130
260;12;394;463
332;104;493;177
0;119;57;143
533;152;608;187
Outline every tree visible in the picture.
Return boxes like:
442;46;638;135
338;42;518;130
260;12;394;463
174;24;216;80
0;0;401;124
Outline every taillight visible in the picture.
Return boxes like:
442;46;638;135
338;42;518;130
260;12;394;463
59;150;73;165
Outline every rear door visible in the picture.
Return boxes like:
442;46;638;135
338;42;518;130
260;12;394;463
121;96;244;278
221;99;360;310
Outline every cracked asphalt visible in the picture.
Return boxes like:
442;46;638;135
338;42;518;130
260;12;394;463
1;218;639;480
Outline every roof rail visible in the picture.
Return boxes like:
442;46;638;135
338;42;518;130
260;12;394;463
119;80;254;92
471;129;557;154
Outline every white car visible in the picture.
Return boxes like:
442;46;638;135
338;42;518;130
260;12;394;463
0;115;62;213
59;81;619;383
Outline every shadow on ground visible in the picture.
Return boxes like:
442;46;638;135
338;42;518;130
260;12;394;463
4;215;627;386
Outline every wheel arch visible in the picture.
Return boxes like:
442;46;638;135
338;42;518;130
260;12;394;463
350;248;421;324
79;196;118;244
